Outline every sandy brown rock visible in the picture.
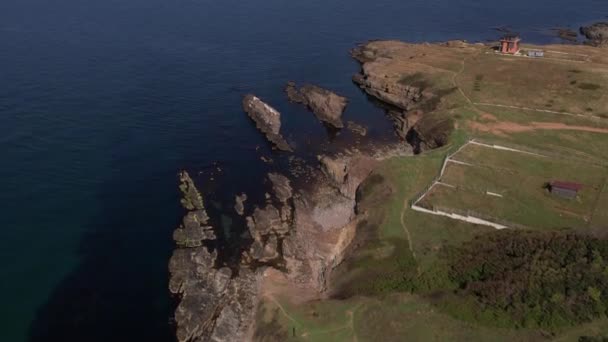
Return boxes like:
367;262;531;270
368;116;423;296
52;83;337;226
268;173;292;203
318;155;348;186
286;82;348;128
242;95;293;152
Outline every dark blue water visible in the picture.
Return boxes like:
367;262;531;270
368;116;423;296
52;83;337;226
1;0;606;341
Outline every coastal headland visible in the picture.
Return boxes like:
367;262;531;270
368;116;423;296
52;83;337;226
170;22;608;341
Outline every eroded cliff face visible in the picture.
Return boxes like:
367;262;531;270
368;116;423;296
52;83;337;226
351;41;454;152
281;153;378;292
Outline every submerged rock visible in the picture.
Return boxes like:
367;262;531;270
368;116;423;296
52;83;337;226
242;95;293;152
347;121;367;136
551;27;579;42
234;193;248;216
286;82;348;128
581;22;608;47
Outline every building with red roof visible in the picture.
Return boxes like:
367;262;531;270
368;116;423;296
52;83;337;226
549;181;583;199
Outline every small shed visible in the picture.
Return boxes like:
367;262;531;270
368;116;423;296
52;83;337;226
527;49;544;58
549;181;583;199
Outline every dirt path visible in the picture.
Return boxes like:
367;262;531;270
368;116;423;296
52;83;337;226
400;198;417;259
453;58;474;105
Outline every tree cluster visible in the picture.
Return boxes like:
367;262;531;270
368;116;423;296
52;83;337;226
448;230;608;328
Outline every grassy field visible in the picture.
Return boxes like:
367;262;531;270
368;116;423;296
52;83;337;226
417;141;608;229
255;293;554;342
456;48;608;117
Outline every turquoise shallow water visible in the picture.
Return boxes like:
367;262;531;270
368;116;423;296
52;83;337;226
1;0;607;341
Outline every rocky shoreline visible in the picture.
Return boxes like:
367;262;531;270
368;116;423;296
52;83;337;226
168;37;461;341
169;138;410;341
581;22;608;47
351;42;455;152
169;172;260;342
167;26;608;339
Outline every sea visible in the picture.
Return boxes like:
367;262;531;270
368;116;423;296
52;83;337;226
1;0;607;341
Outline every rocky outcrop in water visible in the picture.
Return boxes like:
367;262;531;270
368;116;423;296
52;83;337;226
285;82;348;128
234;193;247;216
169;171;260;342
243;95;293;152
581;22;608;47
347;121;367;136
551;27;578;42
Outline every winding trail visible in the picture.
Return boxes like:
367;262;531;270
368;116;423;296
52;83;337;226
453;58;474;105
264;295;300;327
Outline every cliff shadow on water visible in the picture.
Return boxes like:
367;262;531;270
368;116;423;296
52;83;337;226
27;165;180;342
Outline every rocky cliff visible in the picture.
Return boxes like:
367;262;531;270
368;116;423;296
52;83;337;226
581;22;608;47
351;41;454;152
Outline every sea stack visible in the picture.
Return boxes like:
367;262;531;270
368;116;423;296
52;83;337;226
242;95;293;152
285;82;348;129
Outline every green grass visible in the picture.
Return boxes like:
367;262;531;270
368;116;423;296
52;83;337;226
472;129;608;165
255;293;608;342
419;142;607;229
457;53;608;115
474;104;608;126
